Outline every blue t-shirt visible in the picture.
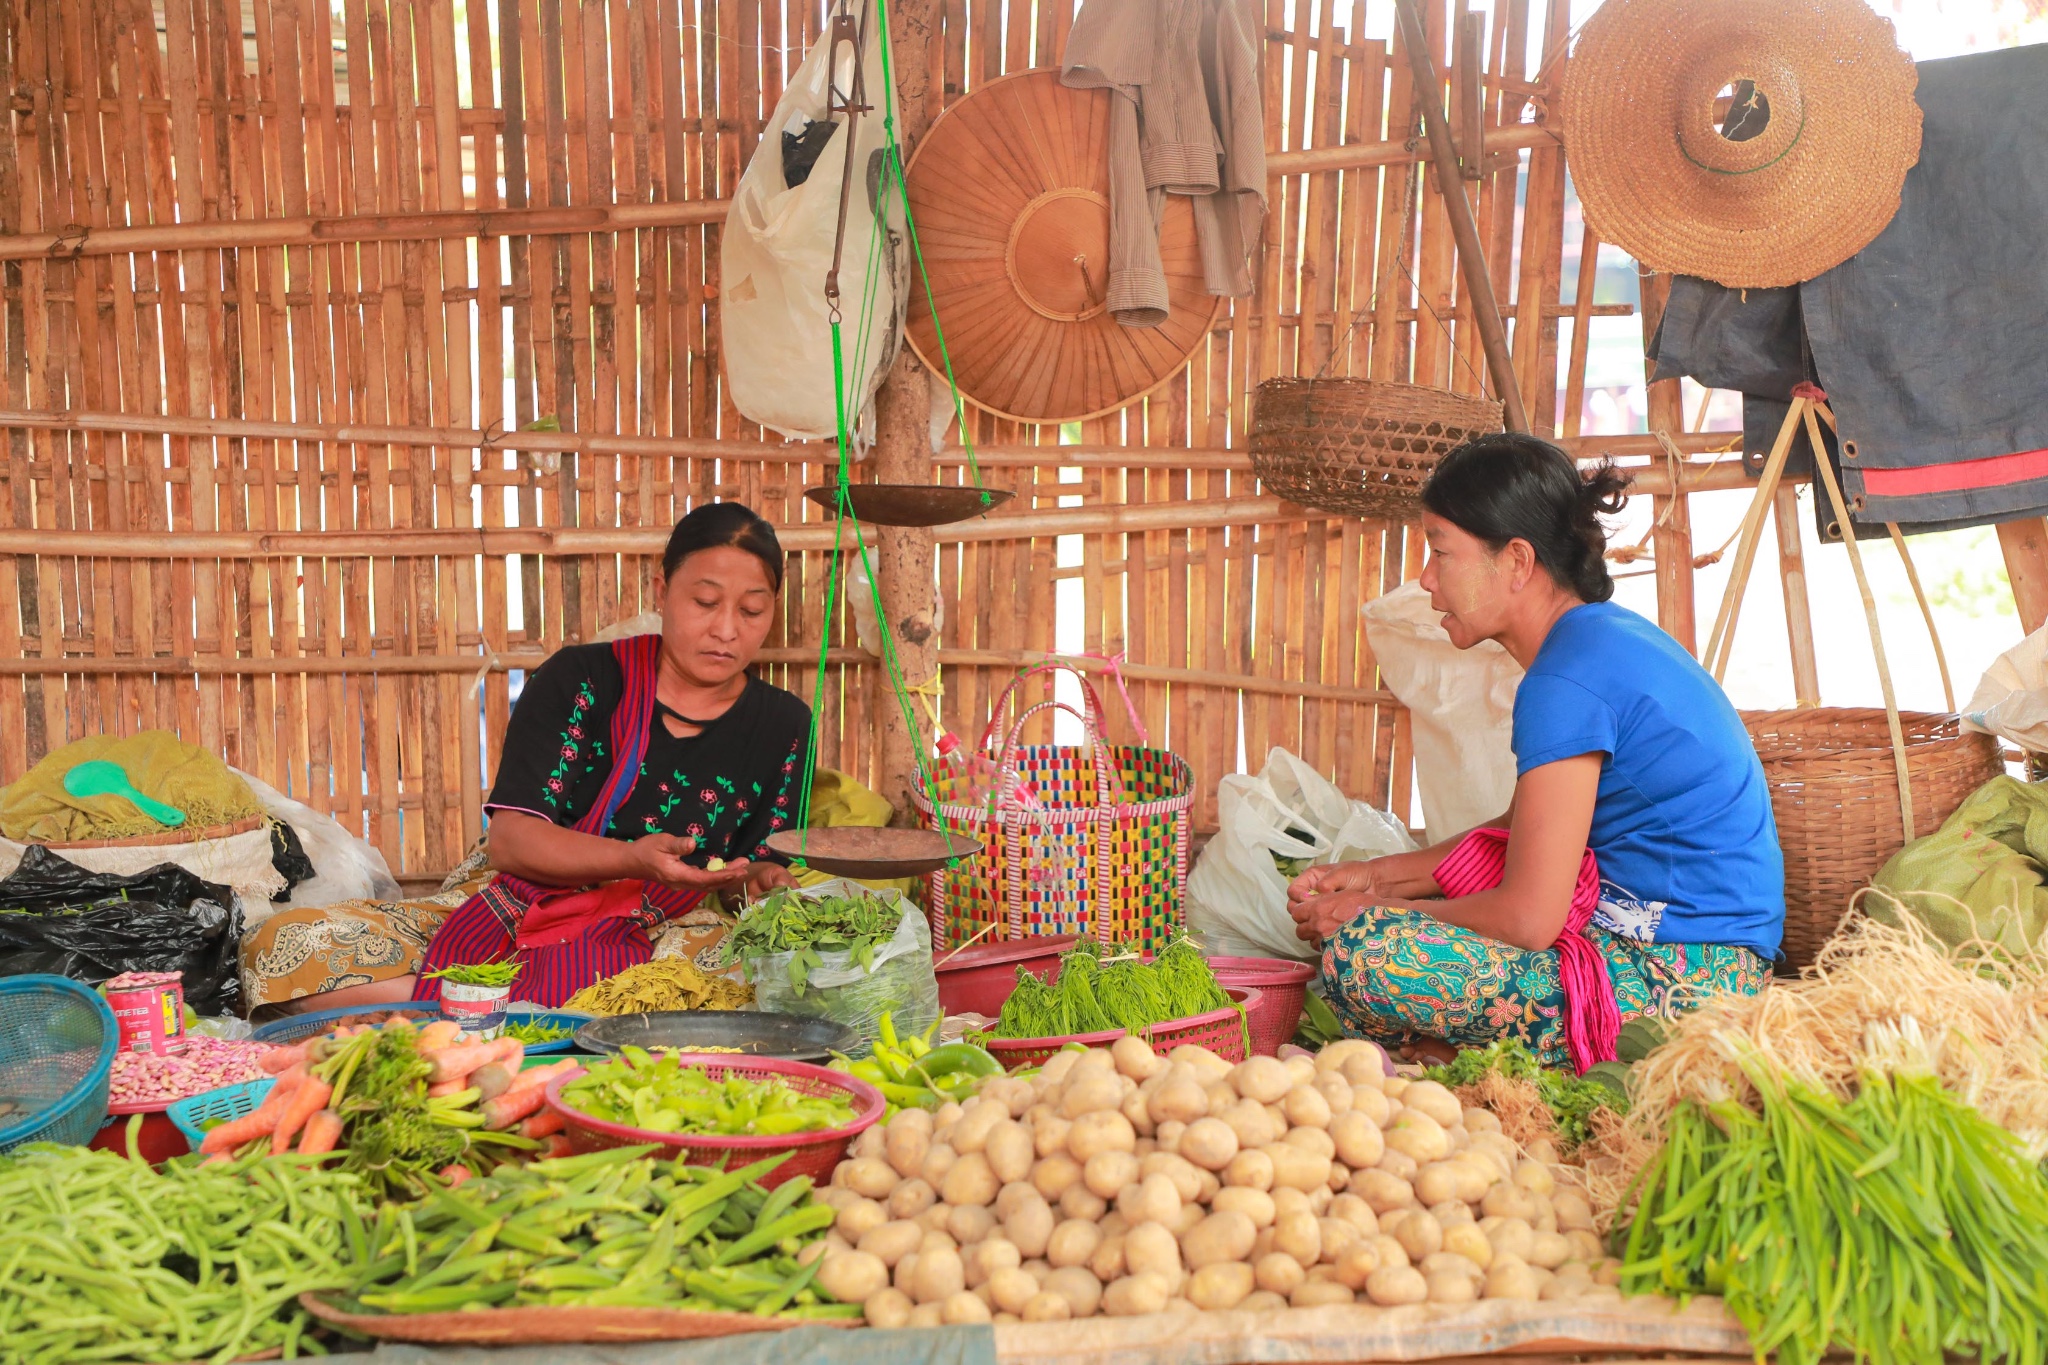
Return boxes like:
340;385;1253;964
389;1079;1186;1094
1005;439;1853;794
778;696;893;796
1511;601;1784;960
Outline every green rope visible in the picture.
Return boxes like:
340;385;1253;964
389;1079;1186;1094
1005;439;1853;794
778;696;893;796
870;0;987;504
793;0;990;875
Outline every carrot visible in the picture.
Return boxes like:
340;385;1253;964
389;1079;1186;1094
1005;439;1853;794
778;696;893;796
417;1020;464;1051
198;1071;301;1155
503;1059;582;1098
427;1078;468;1098
271;1076;335;1155
481;1084;553;1131
541;1134;573;1159
439;1163;472;1187
259;1044;308;1074
296;1108;344;1155
520;1108;565;1138
423;1041;496;1083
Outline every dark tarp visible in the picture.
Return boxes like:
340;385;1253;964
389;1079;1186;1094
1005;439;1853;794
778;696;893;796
1646;43;2048;534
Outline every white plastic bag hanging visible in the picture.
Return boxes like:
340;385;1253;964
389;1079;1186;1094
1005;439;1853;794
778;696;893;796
1963;622;2048;754
720;0;907;440
1362;582;1522;842
1187;748;1416;963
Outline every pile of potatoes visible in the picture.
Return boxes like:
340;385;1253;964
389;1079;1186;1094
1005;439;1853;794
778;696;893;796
808;1036;1622;1328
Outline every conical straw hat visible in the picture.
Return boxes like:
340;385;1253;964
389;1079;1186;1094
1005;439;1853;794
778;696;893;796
904;69;1222;424
1562;0;1921;289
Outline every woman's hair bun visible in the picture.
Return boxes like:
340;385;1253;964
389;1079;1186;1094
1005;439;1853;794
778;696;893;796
1418;433;1632;603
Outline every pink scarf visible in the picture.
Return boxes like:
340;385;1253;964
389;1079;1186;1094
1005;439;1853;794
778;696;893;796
1433;827;1618;1073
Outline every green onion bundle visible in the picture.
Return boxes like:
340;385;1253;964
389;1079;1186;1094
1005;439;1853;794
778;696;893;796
1622;1033;2048;1365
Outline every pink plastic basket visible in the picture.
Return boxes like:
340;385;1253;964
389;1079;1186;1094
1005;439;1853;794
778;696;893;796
982;987;1260;1070
983;1024;1127;1071
935;933;1081;1018
544;1055;884;1188
1207;957;1317;1055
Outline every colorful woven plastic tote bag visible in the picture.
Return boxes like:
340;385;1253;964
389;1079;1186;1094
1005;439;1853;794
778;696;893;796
912;662;1194;952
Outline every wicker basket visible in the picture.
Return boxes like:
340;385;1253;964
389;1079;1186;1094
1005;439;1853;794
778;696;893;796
1744;709;2003;970
1247;377;1504;520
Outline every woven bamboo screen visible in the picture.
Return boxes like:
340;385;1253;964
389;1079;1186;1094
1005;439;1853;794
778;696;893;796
0;0;1586;876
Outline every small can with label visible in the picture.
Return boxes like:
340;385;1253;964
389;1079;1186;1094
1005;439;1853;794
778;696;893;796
104;970;187;1055
439;981;511;1038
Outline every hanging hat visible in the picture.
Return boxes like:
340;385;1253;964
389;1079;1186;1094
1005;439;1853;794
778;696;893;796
1561;0;1921;289
903;69;1221;424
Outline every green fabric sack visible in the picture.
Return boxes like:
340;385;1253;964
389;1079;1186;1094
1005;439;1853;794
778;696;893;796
1867;775;2048;953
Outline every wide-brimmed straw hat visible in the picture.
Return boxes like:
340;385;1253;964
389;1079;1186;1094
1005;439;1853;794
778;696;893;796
903;69;1221;423
1562;0;1921;289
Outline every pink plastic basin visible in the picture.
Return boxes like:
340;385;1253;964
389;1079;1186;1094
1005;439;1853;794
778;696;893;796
934;932;1081;1017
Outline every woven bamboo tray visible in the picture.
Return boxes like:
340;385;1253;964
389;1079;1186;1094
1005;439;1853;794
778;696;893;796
1248;377;1502;521
299;1295;852;1345
1744;708;2001;970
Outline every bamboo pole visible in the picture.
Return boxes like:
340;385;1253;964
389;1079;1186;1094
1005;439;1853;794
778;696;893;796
1773;484;1821;706
1389;0;1527;433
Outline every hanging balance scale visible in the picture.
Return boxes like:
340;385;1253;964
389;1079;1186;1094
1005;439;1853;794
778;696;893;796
781;0;987;881
799;0;1014;532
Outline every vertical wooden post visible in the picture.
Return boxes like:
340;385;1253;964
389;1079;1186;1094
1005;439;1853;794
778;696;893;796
1638;271;1695;651
1996;517;2048;634
871;0;940;819
1773;484;1820;705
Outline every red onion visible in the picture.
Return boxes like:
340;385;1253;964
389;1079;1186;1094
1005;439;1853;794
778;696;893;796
108;1036;276;1108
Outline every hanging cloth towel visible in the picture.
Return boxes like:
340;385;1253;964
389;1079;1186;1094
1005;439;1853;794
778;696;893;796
1433;828;1618;1074
1061;0;1266;328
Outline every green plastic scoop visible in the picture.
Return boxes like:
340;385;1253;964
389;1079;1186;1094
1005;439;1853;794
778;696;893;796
61;759;186;828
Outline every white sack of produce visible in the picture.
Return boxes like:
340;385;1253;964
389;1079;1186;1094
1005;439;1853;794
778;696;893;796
1962;620;2048;752
733;877;941;1048
812;1040;1619;1327
719;0;907;440
1188;747;1414;964
1362;581;1521;842
235;768;401;919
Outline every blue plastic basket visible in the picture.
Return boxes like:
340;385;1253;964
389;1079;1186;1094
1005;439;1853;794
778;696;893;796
502;1010;596;1055
0;974;119;1153
167;1077;275;1153
250;1000;442;1045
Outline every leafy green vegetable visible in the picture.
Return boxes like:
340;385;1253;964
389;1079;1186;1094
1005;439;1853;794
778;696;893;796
502;1018;577;1045
722;890;900;996
993;939;1235;1041
1293;988;1343;1047
560;1047;857;1136
1424;1038;1625;1150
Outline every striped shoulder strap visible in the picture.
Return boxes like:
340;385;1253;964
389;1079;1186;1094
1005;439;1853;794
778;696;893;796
573;634;663;837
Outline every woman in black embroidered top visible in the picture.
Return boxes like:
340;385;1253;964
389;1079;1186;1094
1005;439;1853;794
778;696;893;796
379;502;808;1009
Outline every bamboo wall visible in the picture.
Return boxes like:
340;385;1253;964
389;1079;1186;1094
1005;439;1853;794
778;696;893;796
0;0;1636;876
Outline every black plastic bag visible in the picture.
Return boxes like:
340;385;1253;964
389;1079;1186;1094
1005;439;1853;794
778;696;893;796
0;846;245;1015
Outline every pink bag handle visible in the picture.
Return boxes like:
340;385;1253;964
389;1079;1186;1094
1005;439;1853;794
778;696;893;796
977;660;1112;757
990;698;1119;946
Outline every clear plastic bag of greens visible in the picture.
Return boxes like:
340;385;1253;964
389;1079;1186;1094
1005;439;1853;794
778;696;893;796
738;878;939;1056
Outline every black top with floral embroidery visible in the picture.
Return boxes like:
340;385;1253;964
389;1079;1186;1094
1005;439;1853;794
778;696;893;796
485;642;811;864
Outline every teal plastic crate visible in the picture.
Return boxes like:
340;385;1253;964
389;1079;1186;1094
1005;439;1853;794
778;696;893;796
167;1077;274;1153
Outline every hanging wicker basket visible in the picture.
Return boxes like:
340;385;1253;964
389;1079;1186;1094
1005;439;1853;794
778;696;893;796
1247;377;1504;520
1743;708;2002;971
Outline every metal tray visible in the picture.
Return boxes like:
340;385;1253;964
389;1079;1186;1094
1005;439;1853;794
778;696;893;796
803;482;1014;527
765;826;982;877
573;1010;857;1064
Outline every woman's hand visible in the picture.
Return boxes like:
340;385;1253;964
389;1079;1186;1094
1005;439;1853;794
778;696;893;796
1288;888;1382;947
745;860;799;897
1288;861;1381;909
628;833;752;892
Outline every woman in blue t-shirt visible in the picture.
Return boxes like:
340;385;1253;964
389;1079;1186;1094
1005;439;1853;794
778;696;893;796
1289;434;1782;1067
